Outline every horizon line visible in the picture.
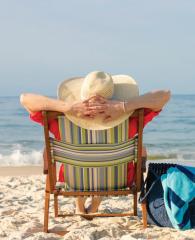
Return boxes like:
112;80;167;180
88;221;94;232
0;93;195;98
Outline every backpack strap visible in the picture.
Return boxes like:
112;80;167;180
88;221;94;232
139;168;161;203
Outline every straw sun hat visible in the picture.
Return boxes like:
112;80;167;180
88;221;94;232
57;71;139;130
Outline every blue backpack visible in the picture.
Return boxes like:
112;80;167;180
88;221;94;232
139;163;195;228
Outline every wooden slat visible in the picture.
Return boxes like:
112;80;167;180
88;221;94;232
42;111;55;191
53;189;134;196
44;176;50;233
43;147;48;174
47;111;64;120
141;201;148;228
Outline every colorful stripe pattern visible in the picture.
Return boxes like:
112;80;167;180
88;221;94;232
50;116;137;191
58;116;129;144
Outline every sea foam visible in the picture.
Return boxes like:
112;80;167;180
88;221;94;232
0;149;42;166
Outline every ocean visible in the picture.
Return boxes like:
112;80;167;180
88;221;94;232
0;95;195;166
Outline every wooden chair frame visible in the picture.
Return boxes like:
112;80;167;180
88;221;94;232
42;109;147;234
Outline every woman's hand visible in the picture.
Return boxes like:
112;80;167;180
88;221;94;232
102;100;125;122
86;95;125;122
68;95;126;122
67;98;106;119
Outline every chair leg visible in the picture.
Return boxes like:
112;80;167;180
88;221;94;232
141;201;147;228
54;194;58;217
44;191;50;233
133;193;137;216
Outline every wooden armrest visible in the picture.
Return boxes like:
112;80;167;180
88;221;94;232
43;147;48;174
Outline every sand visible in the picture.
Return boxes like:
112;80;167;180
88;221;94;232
0;166;195;240
0;166;42;176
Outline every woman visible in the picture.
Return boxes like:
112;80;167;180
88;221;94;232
20;71;170;214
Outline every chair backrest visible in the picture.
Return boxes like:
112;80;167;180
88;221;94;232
43;109;144;192
58;116;129;144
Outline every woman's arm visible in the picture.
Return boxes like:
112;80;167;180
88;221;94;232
20;93;106;118
20;90;171;120
20;93;71;114
87;90;171;122
124;90;171;112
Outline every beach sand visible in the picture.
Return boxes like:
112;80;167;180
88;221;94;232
0;166;195;240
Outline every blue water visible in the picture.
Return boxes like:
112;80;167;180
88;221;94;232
0;95;195;166
144;95;195;160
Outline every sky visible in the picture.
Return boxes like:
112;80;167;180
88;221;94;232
0;0;194;96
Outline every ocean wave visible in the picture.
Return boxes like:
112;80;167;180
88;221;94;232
1;148;194;167
148;150;195;161
0;149;43;166
148;153;177;160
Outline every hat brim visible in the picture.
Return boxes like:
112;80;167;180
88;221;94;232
57;75;139;130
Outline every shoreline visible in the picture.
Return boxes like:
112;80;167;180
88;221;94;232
1;159;195;177
0;165;43;176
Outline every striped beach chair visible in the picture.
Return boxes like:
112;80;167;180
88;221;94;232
42;109;147;234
